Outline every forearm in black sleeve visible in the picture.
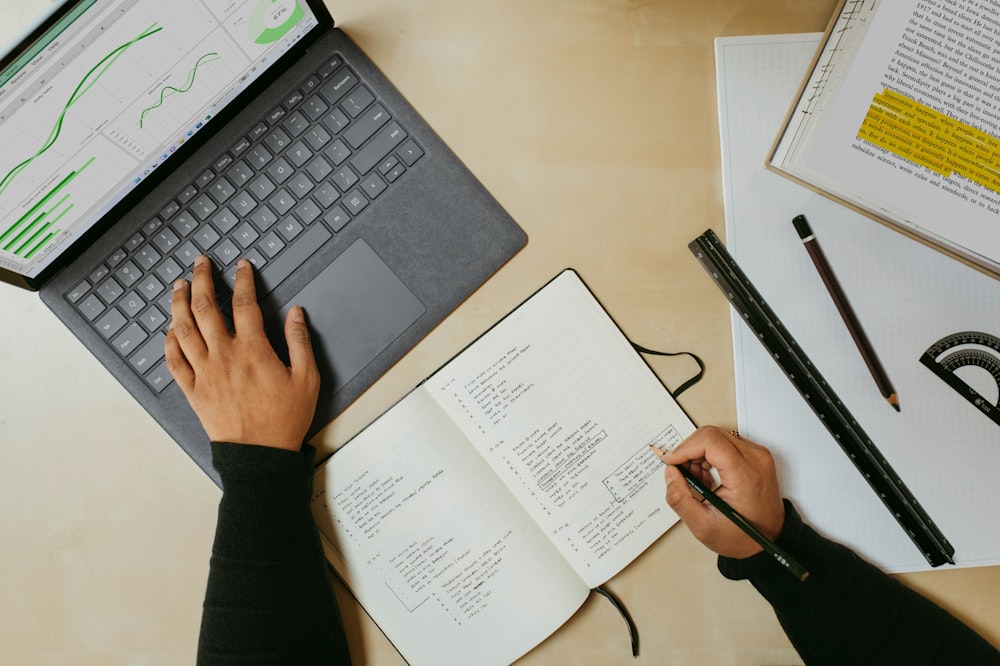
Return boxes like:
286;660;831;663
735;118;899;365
719;501;1000;666
197;442;351;665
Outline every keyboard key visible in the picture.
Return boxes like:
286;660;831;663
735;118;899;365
130;332;166;373
318;57;342;78
294;198;321;225
287;141;313;167
193;225;221;251
120;291;146;317
323;108;350;134
332;166;359;191
306;156;333;182
301;75;321;95
67;280;91;303
249;122;269;141
234;222;260;249
277;217;304;241
385;162;406;183
209;177;236;205
285;90;305;108
228;160;253;186
266;106;286;125
191;194;218;221
156;257;183;283
361;173;387;199
176;241;199;267
247;145;273;169
320;68;358;105
214;154;234;172
283;111;310;137
115;261;141;287
248;174;276;201
135;245;160;271
266;157;294;184
251;206;278;232
304;126;332;150
269;189;296;216
124;233;145;252
344;104;390;149
160;200;181;220
89;265;110;283
138;305;167;332
177;185;198;204
342;189;369;215
325;139;351;166
343;86;375;118
259;232;285;258
264;128;291;153
95;308;128;338
231;137;252;156
142;218;164;236
196;170;215;188
303;97;328;121
288;173;314;198
152;228;180;253
78;294;106;321
259;224;332;292
138;274;166;299
244;248;267;269
398;138;424;166
145;360;174;392
213;238;241;265
324;205;350;232
351;122;407;175
112;322;148;356
107;247;128;267
171;212;199;237
212;207;239;234
230;191;257;217
313;182;339;208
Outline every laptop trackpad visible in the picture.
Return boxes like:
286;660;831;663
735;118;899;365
268;239;426;392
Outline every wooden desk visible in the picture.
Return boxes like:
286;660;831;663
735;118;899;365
1;1;997;664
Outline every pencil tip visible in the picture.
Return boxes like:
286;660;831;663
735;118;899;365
888;394;900;412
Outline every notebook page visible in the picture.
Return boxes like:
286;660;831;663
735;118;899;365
716;34;1000;573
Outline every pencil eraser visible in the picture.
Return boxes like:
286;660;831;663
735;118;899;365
792;215;813;239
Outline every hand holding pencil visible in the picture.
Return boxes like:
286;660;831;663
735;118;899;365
653;426;797;569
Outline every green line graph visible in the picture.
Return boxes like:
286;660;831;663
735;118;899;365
138;52;221;129
0;23;163;198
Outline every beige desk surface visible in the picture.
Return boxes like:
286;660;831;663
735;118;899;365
2;1;999;664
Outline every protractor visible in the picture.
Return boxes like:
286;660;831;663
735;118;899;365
919;331;1000;428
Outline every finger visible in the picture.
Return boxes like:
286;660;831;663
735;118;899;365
284;306;320;387
664;465;715;528
170;278;208;363
164;328;196;393
189;255;230;346
230;259;265;337
663;426;746;476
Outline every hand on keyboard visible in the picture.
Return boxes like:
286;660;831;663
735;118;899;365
165;255;320;451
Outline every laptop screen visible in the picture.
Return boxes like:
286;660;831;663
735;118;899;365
0;0;321;280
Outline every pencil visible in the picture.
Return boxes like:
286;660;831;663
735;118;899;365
793;214;900;412
650;446;810;581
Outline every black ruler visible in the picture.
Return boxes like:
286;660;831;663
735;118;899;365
689;229;955;567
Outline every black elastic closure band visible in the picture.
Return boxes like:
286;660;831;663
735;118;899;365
631;342;706;397
594;585;639;658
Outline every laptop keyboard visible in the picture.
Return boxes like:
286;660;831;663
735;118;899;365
63;55;424;394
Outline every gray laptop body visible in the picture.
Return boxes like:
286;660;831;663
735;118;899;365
1;1;525;484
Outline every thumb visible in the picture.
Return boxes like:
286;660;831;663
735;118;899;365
284;306;320;382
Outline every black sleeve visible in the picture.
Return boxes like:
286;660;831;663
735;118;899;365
718;501;1000;666
196;442;352;665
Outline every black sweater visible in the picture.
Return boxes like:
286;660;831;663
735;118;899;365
196;443;998;665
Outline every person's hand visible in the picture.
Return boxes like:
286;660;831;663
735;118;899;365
660;426;785;559
165;255;320;451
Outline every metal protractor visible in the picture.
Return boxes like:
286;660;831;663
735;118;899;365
919;331;1000;428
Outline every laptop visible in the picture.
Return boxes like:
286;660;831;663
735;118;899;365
0;0;526;484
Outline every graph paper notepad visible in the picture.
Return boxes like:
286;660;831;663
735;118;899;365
715;34;1000;573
